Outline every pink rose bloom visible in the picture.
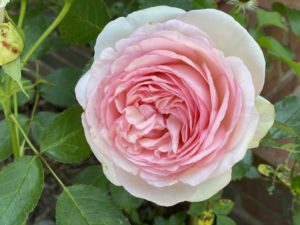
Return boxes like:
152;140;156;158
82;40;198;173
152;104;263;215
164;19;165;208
75;6;274;206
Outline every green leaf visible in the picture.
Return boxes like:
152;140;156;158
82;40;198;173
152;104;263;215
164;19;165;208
167;212;186;225
40;68;82;107
0;156;44;225
192;0;217;9
271;2;287;16
154;212;186;225
59;0;110;43
232;151;259;180
291;176;300;195
285;61;300;80
258;36;300;80
73;165;109;191
287;8;300;40
188;202;207;216
213;199;234;216
217;215;236;225
109;184;143;213
16;78;34;106
270;96;300;138
2;57;27;96
258;36;293;61
31;111;57;144
230;11;249;27
0;114;29;161
41;106;91;163
293;206;300;225
139;0;193;10
257;9;287;30
154;217;167;225
56;184;130;225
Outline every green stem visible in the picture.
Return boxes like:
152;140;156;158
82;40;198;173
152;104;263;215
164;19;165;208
20;63;41;155
4;107;20;159
18;0;27;28
10;114;39;156
10;114;67;190
13;93;20;155
3;77;20;159
20;89;39;155
40;157;67;189
21;0;74;66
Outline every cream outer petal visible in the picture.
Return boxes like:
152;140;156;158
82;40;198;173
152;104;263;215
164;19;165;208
82;114;120;186
94;6;185;58
248;96;275;148
187;170;231;202
177;9;265;96
115;167;231;206
75;70;91;109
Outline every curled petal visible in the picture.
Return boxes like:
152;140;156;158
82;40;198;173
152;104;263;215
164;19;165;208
75;70;91;109
248;96;275;149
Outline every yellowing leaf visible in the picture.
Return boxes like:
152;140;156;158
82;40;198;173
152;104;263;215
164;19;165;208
198;210;215;225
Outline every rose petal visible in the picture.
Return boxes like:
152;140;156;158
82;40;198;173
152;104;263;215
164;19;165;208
213;107;259;176
94;6;185;58
75;70;91;109
177;9;265;96
188;170;231;202
248;96;275;148
82;114;120;186
115;167;231;206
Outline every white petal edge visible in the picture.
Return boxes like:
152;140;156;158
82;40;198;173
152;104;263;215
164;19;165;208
94;6;185;59
177;9;265;96
75;70;91;109
187;170;231;202
115;167;231;206
82;114;120;186
248;96;275;148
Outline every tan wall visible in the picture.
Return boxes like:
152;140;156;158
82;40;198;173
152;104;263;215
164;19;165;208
259;0;300;9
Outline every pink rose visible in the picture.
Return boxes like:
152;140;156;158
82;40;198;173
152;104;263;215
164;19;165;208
75;6;274;206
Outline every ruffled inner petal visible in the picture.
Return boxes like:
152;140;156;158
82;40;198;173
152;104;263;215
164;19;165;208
84;19;255;188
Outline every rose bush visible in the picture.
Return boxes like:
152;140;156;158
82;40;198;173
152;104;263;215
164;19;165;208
75;6;275;206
